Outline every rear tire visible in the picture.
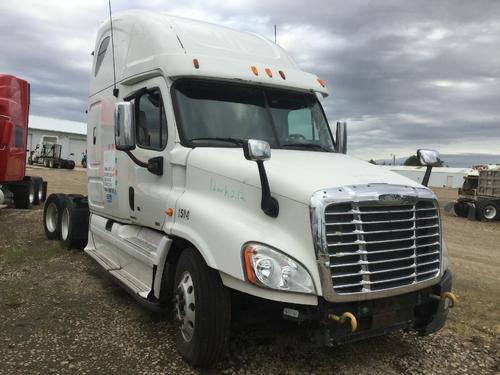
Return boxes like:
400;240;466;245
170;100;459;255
41;181;48;202
43;193;67;239
477;200;499;222
13;180;34;209
453;201;469;218
173;248;231;367
43;158;49;168
29;177;43;205
60;196;89;250
65;160;75;170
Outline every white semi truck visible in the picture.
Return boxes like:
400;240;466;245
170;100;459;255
43;11;456;367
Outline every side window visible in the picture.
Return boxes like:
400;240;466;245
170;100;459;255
94;36;110;76
136;89;168;150
288;108;316;140
14;126;23;148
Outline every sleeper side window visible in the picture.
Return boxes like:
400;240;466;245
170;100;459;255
135;89;168;150
94;36;110;76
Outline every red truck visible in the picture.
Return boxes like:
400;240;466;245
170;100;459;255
0;74;46;209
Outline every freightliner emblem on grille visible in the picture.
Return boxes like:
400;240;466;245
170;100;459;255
378;194;417;205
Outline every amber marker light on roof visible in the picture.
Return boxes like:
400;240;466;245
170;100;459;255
278;70;286;79
317;78;325;87
265;68;273;78
193;59;200;69
251;66;259;76
166;208;174;217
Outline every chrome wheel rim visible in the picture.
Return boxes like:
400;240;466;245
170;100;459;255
29;185;34;204
175;271;196;342
46;203;58;233
484;205;497;220
61;208;70;240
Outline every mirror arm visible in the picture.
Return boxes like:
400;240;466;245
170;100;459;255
125;150;148;168
124;150;163;176
256;160;279;218
422;166;432;187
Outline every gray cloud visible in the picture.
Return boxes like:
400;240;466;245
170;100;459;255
0;0;498;159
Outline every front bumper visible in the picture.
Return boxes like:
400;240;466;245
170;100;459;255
284;271;453;346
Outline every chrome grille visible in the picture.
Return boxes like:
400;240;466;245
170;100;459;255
325;199;441;294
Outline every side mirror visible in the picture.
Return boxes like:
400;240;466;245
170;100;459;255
335;121;347;154
417;149;440;187
0;119;13;146
114;102;135;150
243;139;271;161
417;149;440;166
243;139;278;218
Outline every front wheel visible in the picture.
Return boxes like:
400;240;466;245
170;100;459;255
173;248;231;367
453;201;469;218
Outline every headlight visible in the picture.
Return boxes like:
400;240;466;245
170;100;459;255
442;240;450;272
242;243;315;294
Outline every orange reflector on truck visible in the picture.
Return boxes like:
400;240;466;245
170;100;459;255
251;66;259;76
279;70;286;80
265;68;273;78
317;78;325;87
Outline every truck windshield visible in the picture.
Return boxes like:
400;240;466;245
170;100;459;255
173;80;335;151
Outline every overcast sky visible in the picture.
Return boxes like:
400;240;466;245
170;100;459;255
1;0;499;160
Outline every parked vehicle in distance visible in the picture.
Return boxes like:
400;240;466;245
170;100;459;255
454;164;500;221
43;11;456;367
28;135;76;169
81;150;87;168
0;74;47;209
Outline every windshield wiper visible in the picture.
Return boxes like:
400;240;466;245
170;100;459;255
190;137;245;146
280;143;331;152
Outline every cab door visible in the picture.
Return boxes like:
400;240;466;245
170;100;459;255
126;78;172;230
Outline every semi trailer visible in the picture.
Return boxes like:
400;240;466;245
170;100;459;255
43;11;456;367
0;74;46;209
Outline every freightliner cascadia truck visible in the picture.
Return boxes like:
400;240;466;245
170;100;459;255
0;74;46;209
43;11;456;367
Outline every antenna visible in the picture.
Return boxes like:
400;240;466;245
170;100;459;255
274;24;277;43
108;0;119;98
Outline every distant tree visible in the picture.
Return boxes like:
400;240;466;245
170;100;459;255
404;155;420;166
368;159;378;165
404;154;446;167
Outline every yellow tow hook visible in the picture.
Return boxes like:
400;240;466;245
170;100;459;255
430;291;457;308
328;312;358;332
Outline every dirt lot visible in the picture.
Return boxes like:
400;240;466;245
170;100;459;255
0;167;498;374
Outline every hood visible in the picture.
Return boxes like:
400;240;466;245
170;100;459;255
187;148;424;204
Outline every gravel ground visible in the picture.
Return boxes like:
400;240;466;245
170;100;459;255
0;168;498;374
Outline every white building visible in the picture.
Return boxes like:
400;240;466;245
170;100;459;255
28;115;87;162
381;166;472;188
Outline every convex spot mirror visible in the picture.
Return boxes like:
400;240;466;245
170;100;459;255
114;102;135;150
417;149;440;166
243;139;271;161
335;121;347;154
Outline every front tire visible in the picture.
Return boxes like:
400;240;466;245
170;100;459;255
173;248;231;367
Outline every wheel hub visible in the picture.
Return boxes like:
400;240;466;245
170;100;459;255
46;203;58;232
484;205;497;220
174;271;196;342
